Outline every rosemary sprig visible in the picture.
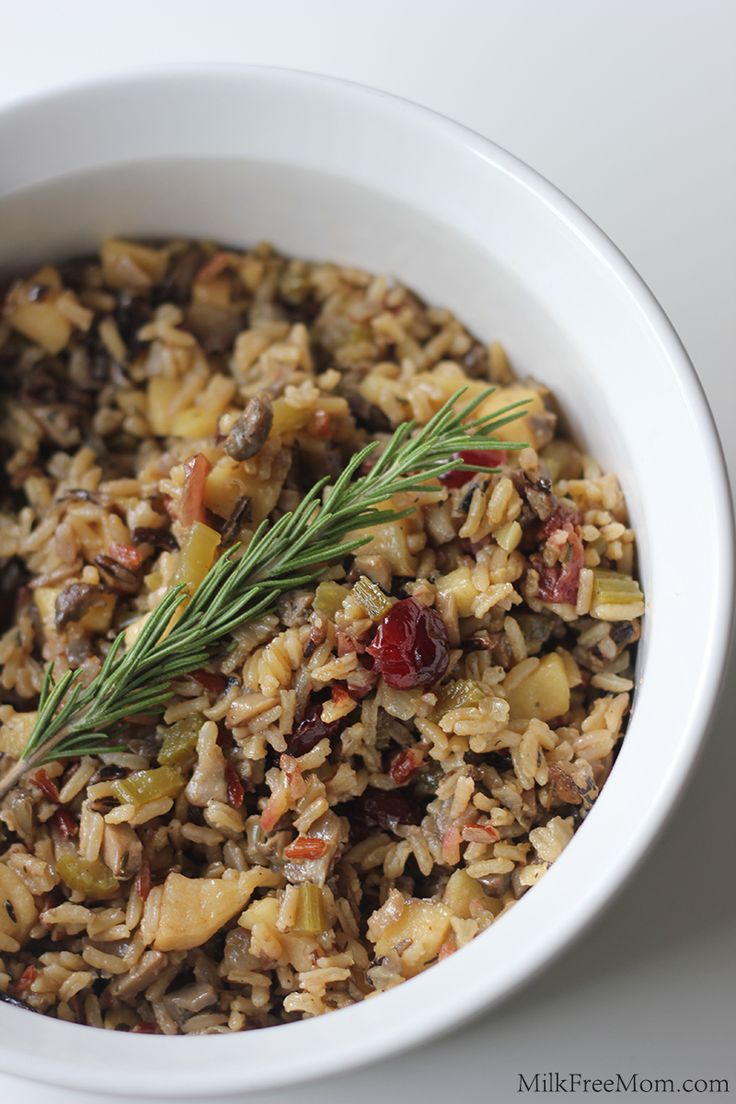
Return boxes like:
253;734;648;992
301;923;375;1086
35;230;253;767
0;388;528;796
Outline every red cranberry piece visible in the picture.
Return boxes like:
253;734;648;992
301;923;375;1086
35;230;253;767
538;503;581;541
286;701;344;758
535;526;585;604
345;786;423;838
367;598;449;689
439;448;506;489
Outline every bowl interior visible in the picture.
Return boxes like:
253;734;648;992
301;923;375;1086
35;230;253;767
0;68;731;1097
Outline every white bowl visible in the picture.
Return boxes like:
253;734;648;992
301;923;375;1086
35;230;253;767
0;66;732;1098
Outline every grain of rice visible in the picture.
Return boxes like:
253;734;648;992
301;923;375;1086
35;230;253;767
41;903;90;929
181;823;225;847
529;816;574;863
58;970;95;1003
163;695;211;724
128;797;174;826
58;758;98;804
203;802;245;837
78;805;105;862
104;803;136;825
591;672;634;692
467;858;515;878
504;616;527;663
82;946;129;975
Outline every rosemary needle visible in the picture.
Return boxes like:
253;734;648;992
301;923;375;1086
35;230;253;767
0;387;527;797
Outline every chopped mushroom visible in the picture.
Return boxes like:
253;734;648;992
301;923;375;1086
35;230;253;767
54;583;115;631
367;890;452;978
282;811;344;886
101;823;143;880
164;982;218;1023
219;494;252;545
0;862;38;948
107;950;166;1000
224;394;273;460
94;554;140;595
184;721;227;808
345;390;392;432
520;473;555;521
276;588;313;628
28;404;81;448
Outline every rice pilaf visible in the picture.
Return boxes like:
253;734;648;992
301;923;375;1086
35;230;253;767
0;239;643;1033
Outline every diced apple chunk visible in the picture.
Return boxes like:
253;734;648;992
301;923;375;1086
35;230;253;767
443;869;500;919
4;266;73;354
368;893;452;977
147;376;180;436
270;397;311;437
204;457;249;520
505;652;570;721
435;565;478;618
102;238;167;291
33;586;60;637
0;862;38;947
350;499;416;576
153;871;251;952
175;522;221;596
0;708;37;759
474;384;546;446
170;376;235;439
8;300;72;355
238;894;280;932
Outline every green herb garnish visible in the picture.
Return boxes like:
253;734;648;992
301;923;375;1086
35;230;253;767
0;388;526;796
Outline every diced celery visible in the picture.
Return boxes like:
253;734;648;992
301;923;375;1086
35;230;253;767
352;575;394;621
294;882;327;933
57;854;120;900
433;679;485;719
111;766;185;807
158;714;204;767
591;569;643;606
313;581;349;619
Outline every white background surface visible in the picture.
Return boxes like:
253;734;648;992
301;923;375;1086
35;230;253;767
1;1;734;1100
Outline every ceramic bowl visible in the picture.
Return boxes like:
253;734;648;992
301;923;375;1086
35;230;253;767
0;66;732;1097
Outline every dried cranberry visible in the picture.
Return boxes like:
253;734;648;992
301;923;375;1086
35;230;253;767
390;748;419;786
225;762;245;808
192;668;227;695
345;786;423;838
367;598;449;689
286;701;343;758
538;503;582;541
131;526;179;551
439;448;506;489
536;526;585;604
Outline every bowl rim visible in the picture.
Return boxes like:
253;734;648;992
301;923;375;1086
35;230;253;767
0;62;733;1097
